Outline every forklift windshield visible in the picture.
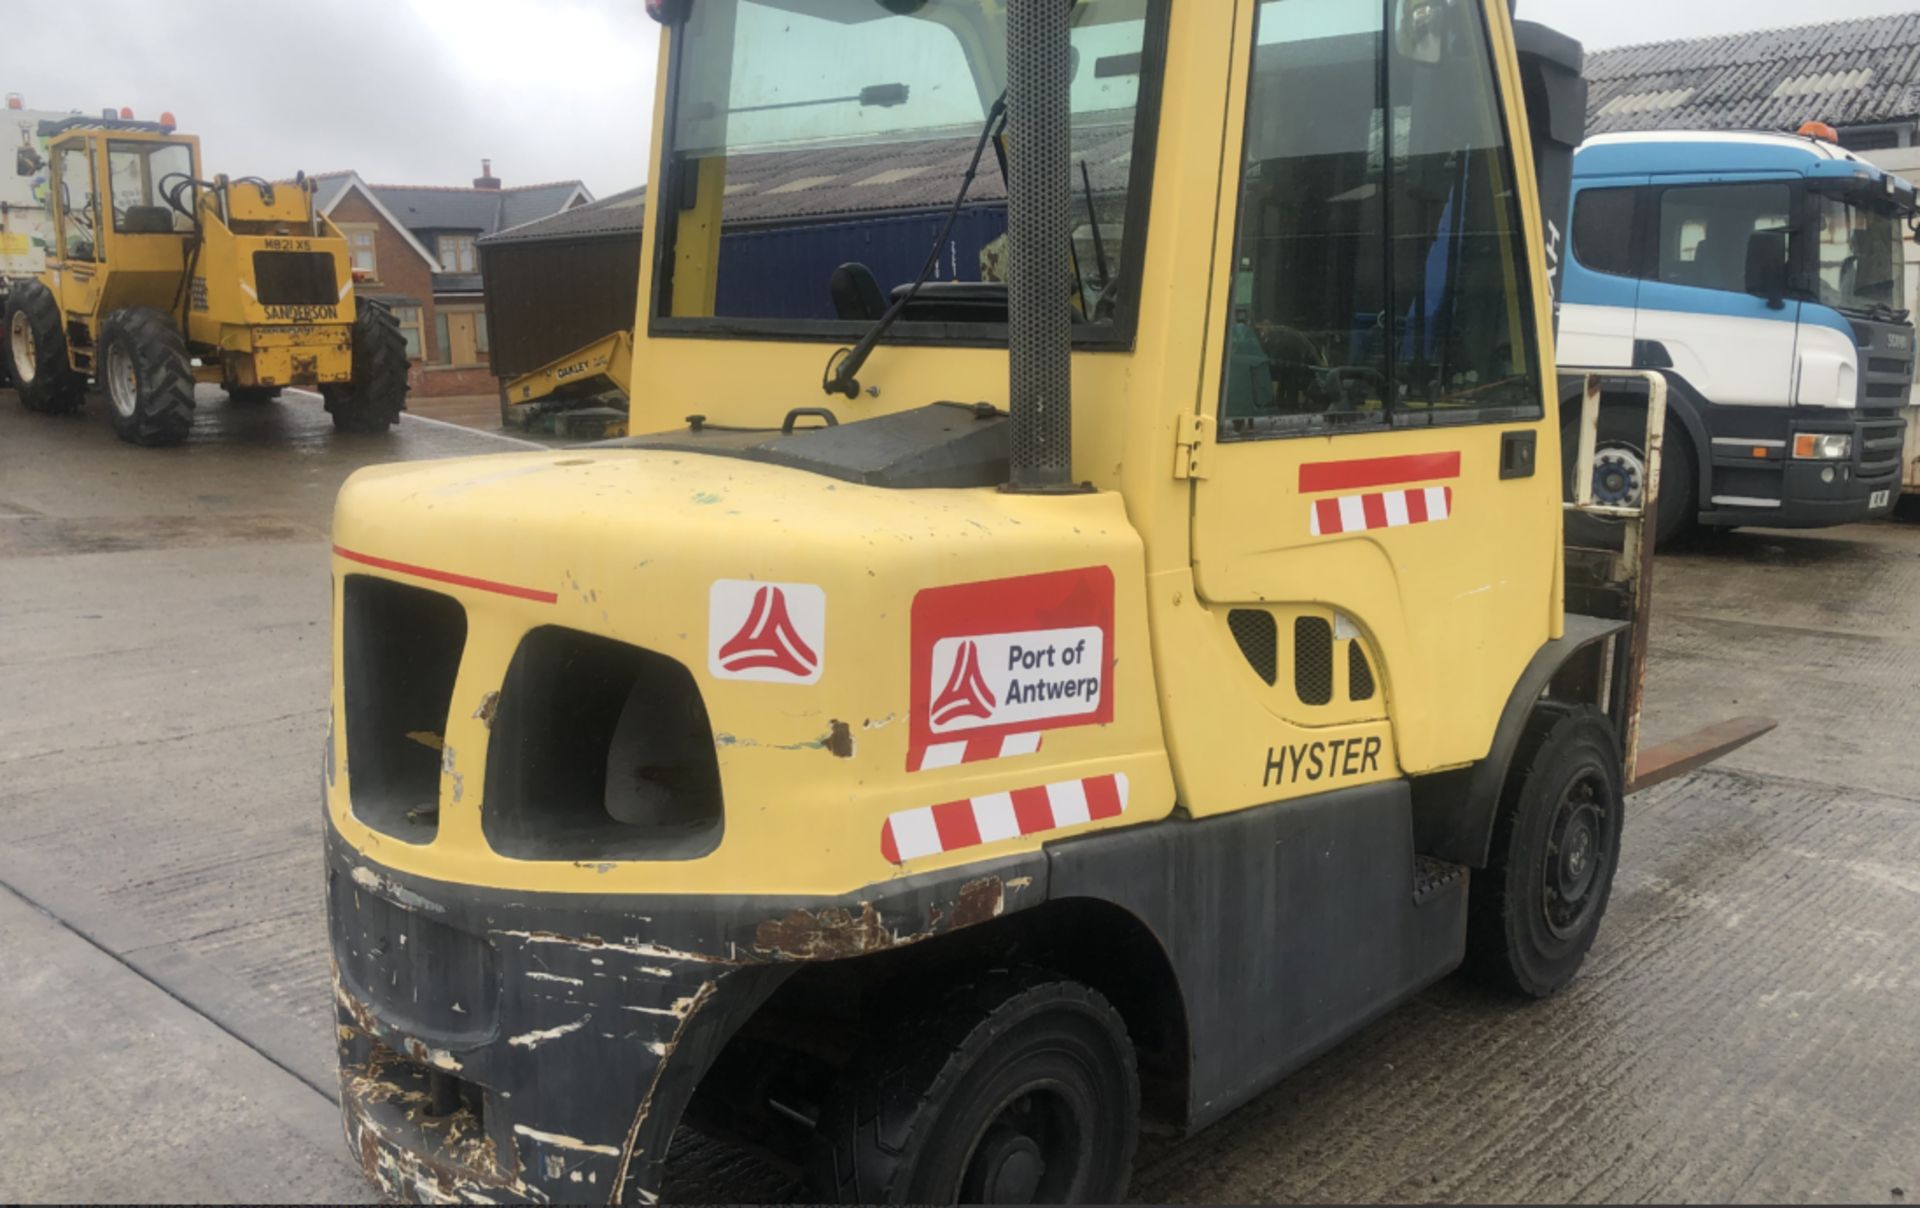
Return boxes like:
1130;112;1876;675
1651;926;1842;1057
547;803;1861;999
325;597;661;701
106;139;195;234
654;0;1161;333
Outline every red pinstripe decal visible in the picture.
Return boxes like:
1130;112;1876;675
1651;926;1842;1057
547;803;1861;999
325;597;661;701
1406;488;1431;524
1011;785;1055;835
332;545;558;604
1300;451;1461;494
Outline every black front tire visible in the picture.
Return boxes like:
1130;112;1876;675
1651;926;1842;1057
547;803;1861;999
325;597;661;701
323;298;408;434
99;306;195;446
1465;705;1626;998
807;972;1140;1204
7;277;88;414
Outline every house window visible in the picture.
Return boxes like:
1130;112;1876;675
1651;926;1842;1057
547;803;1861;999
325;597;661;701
438;234;476;273
341;224;378;278
391;305;423;359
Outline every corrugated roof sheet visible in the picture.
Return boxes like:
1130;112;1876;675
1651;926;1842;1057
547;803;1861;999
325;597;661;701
1586;13;1920;135
482;185;651;246
480;116;1138;246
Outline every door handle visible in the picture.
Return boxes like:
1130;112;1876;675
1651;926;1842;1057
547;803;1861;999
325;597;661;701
1500;430;1538;480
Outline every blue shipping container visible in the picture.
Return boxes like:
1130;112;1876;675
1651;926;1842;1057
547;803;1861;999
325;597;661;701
715;206;1009;321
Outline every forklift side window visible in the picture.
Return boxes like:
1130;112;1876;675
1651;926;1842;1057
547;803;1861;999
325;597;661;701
108;141;195;234
55;145;96;261
1221;0;1542;436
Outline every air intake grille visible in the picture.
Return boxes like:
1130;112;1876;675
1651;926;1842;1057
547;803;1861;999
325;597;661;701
1350;642;1376;702
1228;610;1278;686
1295;617;1334;706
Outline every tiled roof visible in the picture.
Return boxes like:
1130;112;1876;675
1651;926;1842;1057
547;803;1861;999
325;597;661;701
1587;13;1920;135
366;181;586;236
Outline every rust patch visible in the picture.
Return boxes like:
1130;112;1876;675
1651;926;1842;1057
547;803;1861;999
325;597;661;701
753;901;895;960
825;719;855;759
473;691;500;729
952;876;1007;927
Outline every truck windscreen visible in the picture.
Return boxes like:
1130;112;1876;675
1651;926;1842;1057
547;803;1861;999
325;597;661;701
655;0;1161;332
1815;191;1910;320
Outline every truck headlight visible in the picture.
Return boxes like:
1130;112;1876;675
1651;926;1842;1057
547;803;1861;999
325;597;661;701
1793;433;1852;460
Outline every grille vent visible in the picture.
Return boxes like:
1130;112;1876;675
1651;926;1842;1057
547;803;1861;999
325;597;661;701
1349;642;1376;702
1228;609;1278;686
1295;617;1334;706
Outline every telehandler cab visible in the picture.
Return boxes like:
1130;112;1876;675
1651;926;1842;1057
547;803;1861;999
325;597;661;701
4;115;407;445
325;1;1771;1202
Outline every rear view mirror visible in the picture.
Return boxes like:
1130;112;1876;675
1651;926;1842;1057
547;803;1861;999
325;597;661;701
15;144;41;176
1746;230;1789;309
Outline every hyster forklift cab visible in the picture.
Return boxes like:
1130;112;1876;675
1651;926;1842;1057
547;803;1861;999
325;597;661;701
4;116;407;445
326;1;1765;1202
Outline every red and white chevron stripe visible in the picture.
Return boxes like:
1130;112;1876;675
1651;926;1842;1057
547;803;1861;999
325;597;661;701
1311;486;1454;537
909;732;1043;772
881;773;1129;865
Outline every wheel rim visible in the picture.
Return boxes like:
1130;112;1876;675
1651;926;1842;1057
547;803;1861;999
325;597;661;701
958;1086;1084;1204
1542;771;1612;940
106;340;139;418
1590;444;1647;508
9;309;35;384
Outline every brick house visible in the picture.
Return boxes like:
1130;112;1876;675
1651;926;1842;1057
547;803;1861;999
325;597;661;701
309;163;589;397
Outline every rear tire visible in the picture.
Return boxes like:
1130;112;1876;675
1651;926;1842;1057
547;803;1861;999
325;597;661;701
99;306;195;446
806;972;1139;1204
1563;400;1696;550
1465;705;1626;999
226;385;281;404
323;298;408;434
7;277;88;414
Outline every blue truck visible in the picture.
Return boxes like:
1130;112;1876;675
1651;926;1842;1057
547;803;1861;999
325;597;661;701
1558;128;1917;541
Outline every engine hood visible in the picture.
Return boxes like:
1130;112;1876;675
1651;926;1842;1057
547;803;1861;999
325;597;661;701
327;448;1172;897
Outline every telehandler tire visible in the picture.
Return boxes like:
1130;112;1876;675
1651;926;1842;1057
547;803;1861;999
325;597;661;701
99;307;196;446
806;971;1139;1204
226;385;282;404
7;278;88;415
1465;705;1625;999
324;298;408;434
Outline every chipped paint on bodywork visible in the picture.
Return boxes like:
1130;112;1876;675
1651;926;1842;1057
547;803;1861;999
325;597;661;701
473;691;500;729
752;875;1007;959
611;981;717;1200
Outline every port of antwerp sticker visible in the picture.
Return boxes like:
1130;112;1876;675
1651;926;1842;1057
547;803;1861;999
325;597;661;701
909;567;1116;765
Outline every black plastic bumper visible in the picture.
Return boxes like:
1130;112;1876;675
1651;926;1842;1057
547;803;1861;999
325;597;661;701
325;819;1044;1203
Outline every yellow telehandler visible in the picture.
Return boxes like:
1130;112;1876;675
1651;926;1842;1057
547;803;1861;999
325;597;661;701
4;114;406;445
323;2;1771;1202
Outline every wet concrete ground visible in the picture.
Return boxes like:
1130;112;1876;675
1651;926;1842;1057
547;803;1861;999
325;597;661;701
1;386;1916;1203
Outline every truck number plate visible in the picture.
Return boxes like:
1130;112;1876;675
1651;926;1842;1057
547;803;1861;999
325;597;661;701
1871;490;1892;509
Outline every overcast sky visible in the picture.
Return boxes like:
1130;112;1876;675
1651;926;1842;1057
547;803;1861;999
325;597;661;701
5;0;1918;199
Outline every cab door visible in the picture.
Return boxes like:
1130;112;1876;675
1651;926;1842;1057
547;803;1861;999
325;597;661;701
48;139;104;329
1179;0;1560;814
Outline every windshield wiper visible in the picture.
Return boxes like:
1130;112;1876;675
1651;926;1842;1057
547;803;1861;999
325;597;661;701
823;94;1008;400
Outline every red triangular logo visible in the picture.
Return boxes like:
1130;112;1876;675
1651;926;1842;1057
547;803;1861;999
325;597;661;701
717;586;819;678
930;640;997;727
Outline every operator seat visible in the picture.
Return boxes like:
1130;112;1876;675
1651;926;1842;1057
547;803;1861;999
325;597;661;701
830;262;887;321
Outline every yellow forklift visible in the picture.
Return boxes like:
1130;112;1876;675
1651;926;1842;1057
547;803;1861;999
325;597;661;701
4;115;406;445
324;1;1770;1201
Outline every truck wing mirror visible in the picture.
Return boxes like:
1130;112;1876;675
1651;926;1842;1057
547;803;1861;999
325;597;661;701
1745;230;1789;309
16;145;42;176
